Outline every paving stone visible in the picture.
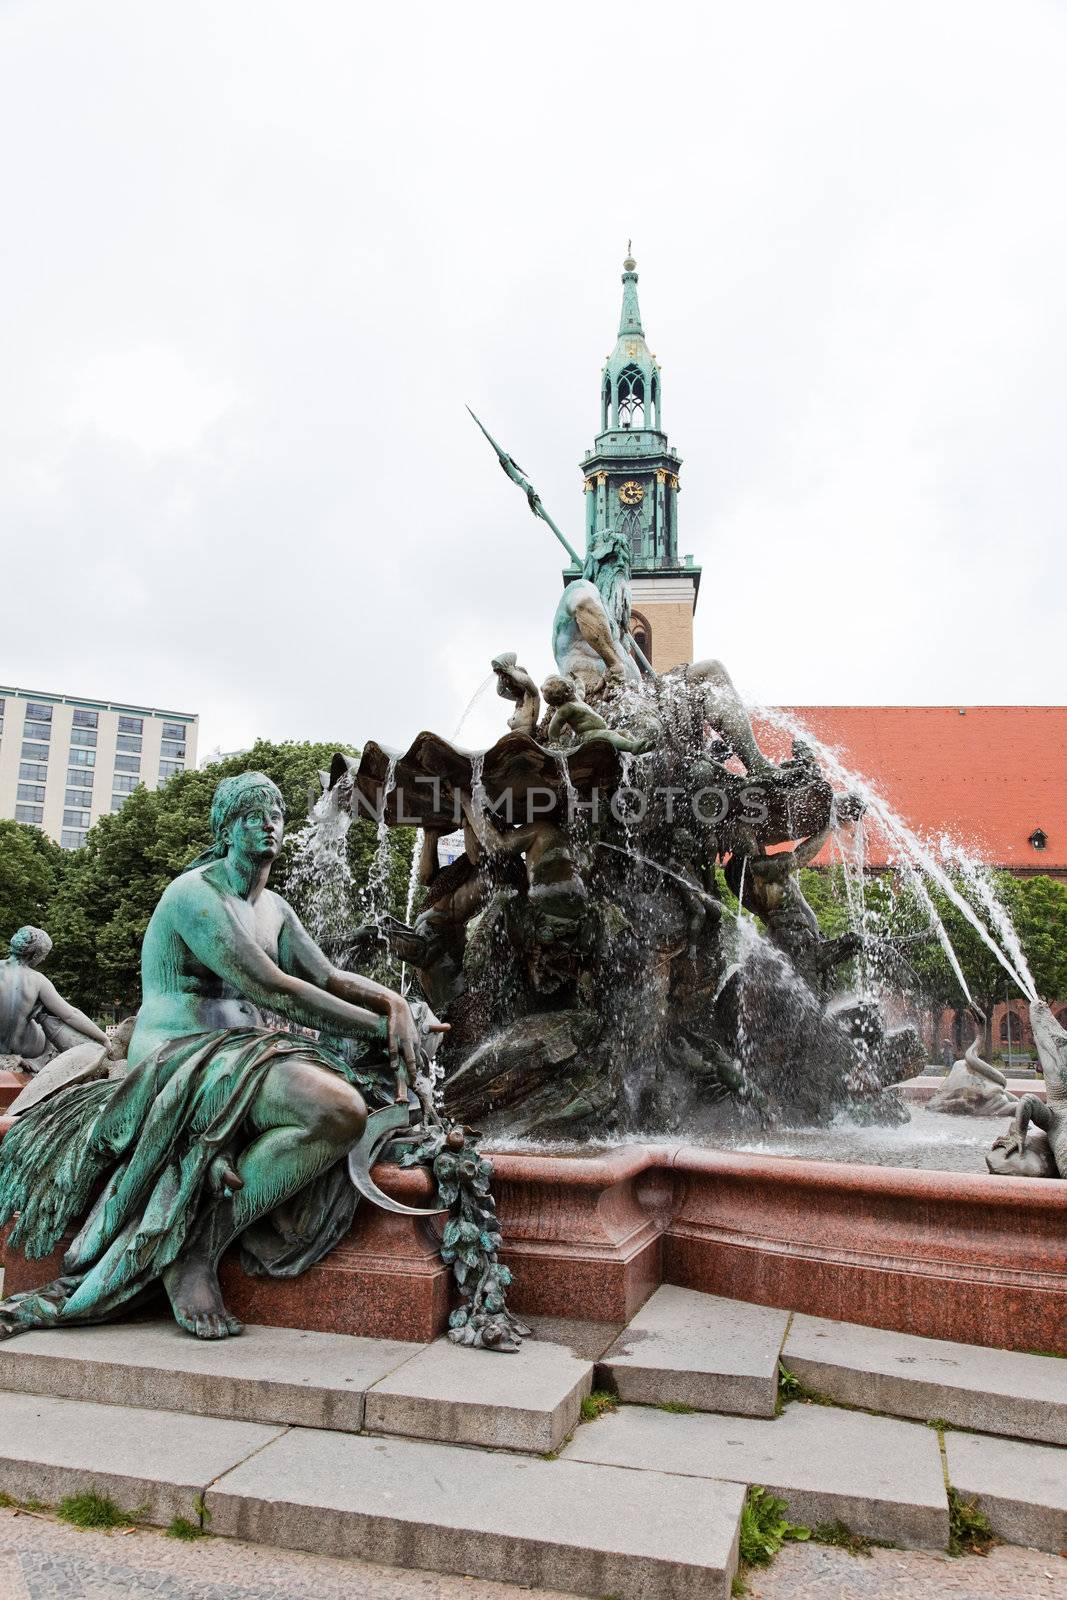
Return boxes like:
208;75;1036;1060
365;1335;593;1453
524;1314;624;1361
0;1391;283;1527
945;1430;1067;1554
563;1399;950;1549
784;1313;1067;1445
0;1319;419;1431
205;1425;745;1600
599;1284;788;1417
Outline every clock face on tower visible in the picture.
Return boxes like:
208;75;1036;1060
618;480;644;506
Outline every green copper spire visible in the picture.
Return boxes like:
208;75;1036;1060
618;243;644;337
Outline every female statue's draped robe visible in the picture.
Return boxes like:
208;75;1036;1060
0;1029;368;1338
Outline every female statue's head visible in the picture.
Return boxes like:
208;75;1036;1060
9;926;52;967
211;772;286;861
183;772;286;873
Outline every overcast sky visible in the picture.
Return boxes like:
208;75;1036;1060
2;0;1065;759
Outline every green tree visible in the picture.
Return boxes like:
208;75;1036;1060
46;739;414;1017
0;820;69;953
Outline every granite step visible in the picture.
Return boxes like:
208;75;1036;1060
0;1390;283;1528
598;1283;788;1417
0;1320;419;1433
204;1423;745;1600
0;1321;594;1455
782;1313;1067;1445
364;1333;593;1454
563;1397;950;1549
945;1430;1067;1555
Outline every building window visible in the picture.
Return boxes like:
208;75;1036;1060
72;708;98;729
160;740;186;761
63;808;91;828
162;721;186;741
630;609;653;662
112;774;140;794
61;829;87;849
116;734;143;753
19;761;48;781
65;787;93;808
17;783;46;803
617;365;645;429
68;747;96;767
15;804;44;825
111;794;128;812
69;726;97;748
114;754;140;773
24;702;52;722
21;741;50;762
66;767;94;790
23;719;51;743
158;761;184;780
118;715;143;735
1029;828;1048;851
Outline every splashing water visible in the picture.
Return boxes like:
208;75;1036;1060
360;754;398;929
286;786;355;964
941;840;1038;1002
752;704;1032;1003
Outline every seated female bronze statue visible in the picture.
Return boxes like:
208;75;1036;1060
0;771;443;1341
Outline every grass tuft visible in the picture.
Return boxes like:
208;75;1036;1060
55;1491;131;1530
0;1492;16;1510
658;1400;696;1415
811;1519;893;1556
947;1487;998;1557
580;1389;618;1423
166;1515;208;1541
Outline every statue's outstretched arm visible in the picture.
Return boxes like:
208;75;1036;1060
179;880;384;1043
33;976;110;1050
278;898;445;1093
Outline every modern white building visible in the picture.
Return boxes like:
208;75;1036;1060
0;685;199;848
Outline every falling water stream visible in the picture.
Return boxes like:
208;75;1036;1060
753;703;1032;1004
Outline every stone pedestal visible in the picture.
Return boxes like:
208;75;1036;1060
490;1147;667;1323
219;1165;451;1343
0;1072;30;1113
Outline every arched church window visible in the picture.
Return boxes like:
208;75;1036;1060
602;378;611;432
631;609;652;661
999;1011;1019;1044
618;365;645;429
650;371;659;427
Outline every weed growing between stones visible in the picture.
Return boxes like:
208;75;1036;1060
580;1390;618;1422
658;1400;696;1414
947;1487;998;1557
811;1519;893;1556
0;1493;16;1509
166;1515;208;1541
731;1484;811;1592
56;1491;134;1530
775;1362;833;1413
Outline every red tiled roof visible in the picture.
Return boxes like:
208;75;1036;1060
754;707;1067;871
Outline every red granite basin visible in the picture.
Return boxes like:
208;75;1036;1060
2;1121;1064;1354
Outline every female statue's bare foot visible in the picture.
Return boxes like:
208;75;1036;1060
162;1253;243;1339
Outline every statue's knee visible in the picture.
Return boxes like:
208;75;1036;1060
308;1081;367;1145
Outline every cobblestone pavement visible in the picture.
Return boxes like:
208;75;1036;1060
2;1510;1066;1600
746;1541;1067;1599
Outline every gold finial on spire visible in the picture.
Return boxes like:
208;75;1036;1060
623;241;636;272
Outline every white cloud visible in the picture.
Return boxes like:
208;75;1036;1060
1;0;1065;756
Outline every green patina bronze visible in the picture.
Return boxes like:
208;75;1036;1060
0;771;525;1349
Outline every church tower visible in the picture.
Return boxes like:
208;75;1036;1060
576;250;701;671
